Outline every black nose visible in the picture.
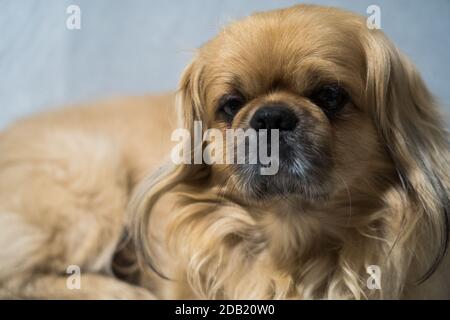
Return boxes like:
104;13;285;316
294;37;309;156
250;105;298;131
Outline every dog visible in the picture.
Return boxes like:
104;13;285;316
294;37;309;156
0;4;449;299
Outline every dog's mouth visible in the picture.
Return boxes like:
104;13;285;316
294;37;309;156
231;132;334;200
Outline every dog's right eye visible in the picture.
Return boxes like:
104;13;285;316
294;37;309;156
309;84;349;118
218;93;245;121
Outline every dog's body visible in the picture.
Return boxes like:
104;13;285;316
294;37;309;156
0;95;176;299
0;5;449;299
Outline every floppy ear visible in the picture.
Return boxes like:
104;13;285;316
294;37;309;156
175;57;210;167
177;58;206;131
129;57;208;278
363;30;449;281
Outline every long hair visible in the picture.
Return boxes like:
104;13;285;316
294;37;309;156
363;29;449;286
129;59;208;279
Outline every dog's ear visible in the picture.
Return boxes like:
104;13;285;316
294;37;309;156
176;57;211;167
176;57;206;132
130;57;208;279
363;30;449;281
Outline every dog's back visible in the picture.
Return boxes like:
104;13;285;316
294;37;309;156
0;94;175;299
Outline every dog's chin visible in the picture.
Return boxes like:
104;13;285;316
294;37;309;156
231;160;334;203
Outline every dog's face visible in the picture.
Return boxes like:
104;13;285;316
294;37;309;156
180;6;389;202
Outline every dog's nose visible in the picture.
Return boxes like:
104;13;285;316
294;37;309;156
250;106;298;131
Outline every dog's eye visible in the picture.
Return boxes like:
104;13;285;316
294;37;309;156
218;93;245;121
310;84;349;116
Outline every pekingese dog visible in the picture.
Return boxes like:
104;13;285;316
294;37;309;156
0;5;449;299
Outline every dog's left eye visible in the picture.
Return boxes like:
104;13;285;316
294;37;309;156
218;93;245;121
309;84;349;117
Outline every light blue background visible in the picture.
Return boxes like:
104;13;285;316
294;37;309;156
0;0;449;129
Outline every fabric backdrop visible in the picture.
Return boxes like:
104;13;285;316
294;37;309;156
0;0;449;128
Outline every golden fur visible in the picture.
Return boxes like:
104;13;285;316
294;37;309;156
0;5;449;299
